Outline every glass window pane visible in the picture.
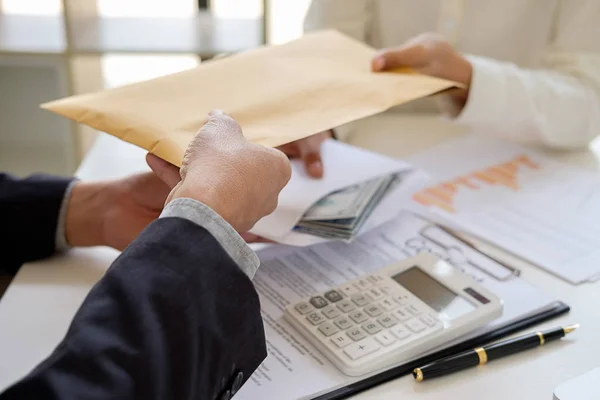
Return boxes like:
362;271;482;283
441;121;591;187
102;54;199;88
268;0;311;44
97;0;196;18
2;0;62;15
211;0;262;19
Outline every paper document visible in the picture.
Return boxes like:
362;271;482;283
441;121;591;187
250;140;427;244
408;134;600;284
235;212;557;399
41;30;457;167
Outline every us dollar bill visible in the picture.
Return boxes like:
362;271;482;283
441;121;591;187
296;173;400;240
301;175;392;221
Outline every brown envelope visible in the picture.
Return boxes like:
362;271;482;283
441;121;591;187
42;30;458;167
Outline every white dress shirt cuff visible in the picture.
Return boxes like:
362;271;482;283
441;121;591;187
55;180;78;252
440;55;508;125
159;198;260;279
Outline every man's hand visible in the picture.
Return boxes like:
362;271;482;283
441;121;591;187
277;130;332;178
65;172;172;251
372;33;473;109
149;111;292;233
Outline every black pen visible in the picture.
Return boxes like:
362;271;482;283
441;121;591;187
413;324;579;382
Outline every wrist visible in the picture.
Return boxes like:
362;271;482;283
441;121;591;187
65;181;113;247
169;182;243;232
447;54;473;111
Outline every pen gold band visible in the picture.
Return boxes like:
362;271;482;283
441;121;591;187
474;347;488;365
536;332;545;346
414;368;424;382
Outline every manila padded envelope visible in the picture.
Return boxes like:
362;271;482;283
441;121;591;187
42;30;458;167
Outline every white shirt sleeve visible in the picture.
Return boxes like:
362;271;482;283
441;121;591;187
55;180;78;252
444;0;600;149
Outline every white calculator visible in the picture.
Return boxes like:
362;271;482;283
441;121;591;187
284;253;503;376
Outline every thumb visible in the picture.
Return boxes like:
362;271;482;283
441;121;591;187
298;140;324;179
372;43;428;72
146;153;181;189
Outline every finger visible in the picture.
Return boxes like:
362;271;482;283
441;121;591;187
276;142;300;158
372;43;427;72
129;172;173;210
303;151;323;178
298;135;327;179
146;153;181;189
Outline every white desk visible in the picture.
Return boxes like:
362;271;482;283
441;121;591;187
1;117;599;399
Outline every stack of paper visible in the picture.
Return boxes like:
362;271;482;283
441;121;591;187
407;134;600;285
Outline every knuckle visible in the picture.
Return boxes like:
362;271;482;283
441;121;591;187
419;32;441;41
200;113;243;138
215;114;243;135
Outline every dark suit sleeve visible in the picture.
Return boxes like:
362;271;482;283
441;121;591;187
0;217;267;400
0;173;73;275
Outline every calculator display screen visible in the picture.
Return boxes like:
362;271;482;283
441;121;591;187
391;267;475;320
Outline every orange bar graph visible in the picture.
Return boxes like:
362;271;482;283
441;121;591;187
412;154;541;213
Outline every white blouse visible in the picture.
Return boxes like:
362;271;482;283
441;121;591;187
304;0;600;149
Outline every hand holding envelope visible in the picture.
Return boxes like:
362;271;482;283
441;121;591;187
41;29;459;167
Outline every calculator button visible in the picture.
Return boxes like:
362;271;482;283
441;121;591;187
294;301;314;315
309;296;328;309
322;305;341;319
377;314;399;328
343;338;380;360
331;333;352;348
405;318;427;333
333;316;354;330
350;293;372;307
374;331;397;347
379;297;398;311
392;295;408;305
361;320;382;335
338;284;359;296
393;307;412;321
366;287;385;301
348;310;369;324
367;275;384;284
324;290;344;303
390;325;411;340
336;299;356;313
420;314;439;327
306;312;326;325
347;327;367;341
378;284;395;294
405;304;421;315
364;304;384;317
353;278;372;291
318;322;340;337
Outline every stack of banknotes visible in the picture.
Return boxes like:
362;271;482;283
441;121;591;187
294;172;401;240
